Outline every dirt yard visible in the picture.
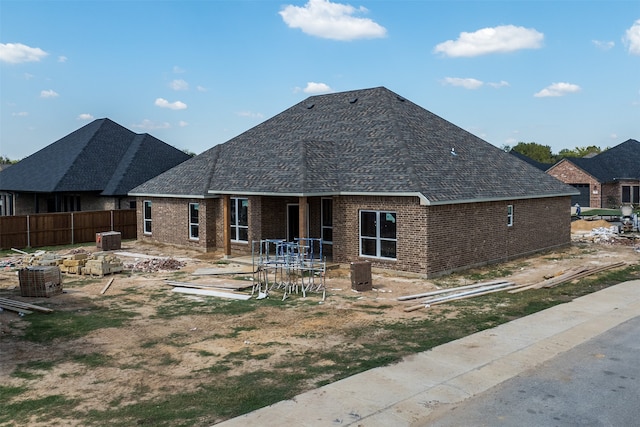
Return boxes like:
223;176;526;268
1;224;639;426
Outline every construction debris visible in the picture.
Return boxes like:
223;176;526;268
172;287;251;300
0;297;53;314
101;277;115;295
125;257;186;273
402;281;524;312
509;262;627;293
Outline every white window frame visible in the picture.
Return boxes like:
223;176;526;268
189;202;199;240
321;197;333;244
507;204;514;227
231;197;248;242
359;210;397;260
143;200;152;234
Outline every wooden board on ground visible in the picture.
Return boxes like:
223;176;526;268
192;267;255;276
166;279;253;291
171;287;251;300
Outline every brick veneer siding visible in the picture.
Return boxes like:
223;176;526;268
332;195;570;277
424;196;571;277
547;161;601;208
136;197;216;251
332;196;428;273
137;194;571;276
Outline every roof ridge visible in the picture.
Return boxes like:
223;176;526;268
102;133;144;195
54;118;109;192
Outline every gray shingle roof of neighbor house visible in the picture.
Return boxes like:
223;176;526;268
0;118;191;196
130;87;577;205
557;139;640;183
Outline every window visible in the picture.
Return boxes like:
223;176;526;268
189;203;199;240
622;185;640;204
143;200;152;234
321;198;333;244
231;198;248;242
360;210;397;259
507;205;514;227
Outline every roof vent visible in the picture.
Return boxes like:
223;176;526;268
450;147;457;156
396;96;405;102
349;97;358;104
306;103;315;109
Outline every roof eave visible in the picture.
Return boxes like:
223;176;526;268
208;190;431;205
128;192;218;199
425;192;578;206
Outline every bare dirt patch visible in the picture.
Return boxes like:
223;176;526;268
1;234;638;426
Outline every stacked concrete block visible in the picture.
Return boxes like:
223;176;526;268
60;254;89;274
82;254;124;277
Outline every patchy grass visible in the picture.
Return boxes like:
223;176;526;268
22;303;137;343
2;259;639;426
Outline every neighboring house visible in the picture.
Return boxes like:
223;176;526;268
0;118;191;216
546;139;640;208
130;87;577;277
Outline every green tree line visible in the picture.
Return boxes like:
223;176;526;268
504;142;606;164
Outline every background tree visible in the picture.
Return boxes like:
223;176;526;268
511;142;555;163
0;155;19;164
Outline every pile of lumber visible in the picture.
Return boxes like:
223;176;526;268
0;297;53;315
166;280;252;300
509;262;626;293
399;280;526;312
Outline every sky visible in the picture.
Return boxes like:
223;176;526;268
1;0;639;160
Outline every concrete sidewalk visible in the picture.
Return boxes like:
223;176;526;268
216;280;640;427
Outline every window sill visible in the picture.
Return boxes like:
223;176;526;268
359;254;397;261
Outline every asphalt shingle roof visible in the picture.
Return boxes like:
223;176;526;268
564;139;640;183
130;87;576;204
0;118;191;196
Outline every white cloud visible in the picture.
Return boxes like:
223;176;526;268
442;77;484;89
197;85;207;92
236;111;264;119
441;78;509;90
170;79;189;91
178;120;189;127
24;73;35;80
623;19;640;55
534;82;581;98
303;82;333;94
173;65;186;73
279;0;387;41
77;113;94;121
488;80;510;88
0;42;48;64
40;89;59;98
12;112;28;117
58;55;68;63
434;25;543;57
154;98;187;110
131;119;171;130
592;40;615;50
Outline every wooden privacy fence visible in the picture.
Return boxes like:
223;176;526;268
0;210;137;250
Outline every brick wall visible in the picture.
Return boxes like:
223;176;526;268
424;197;570;276
547;161;601;207
332;196;428;273
136;194;571;277
136;197;216;251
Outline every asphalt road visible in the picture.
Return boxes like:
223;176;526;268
426;315;640;427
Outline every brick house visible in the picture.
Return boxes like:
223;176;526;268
0;118;191;216
129;87;577;277
546;139;640;208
